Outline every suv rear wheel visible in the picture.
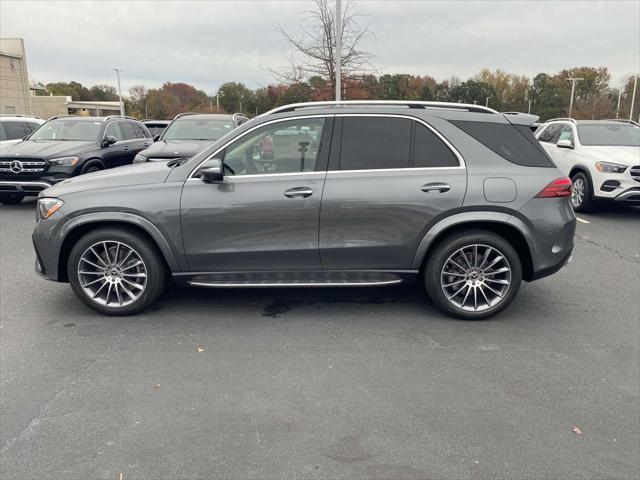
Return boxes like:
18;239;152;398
424;230;522;320
68;227;167;315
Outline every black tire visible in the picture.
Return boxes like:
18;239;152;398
67;227;167;316
424;229;522;320
570;171;595;213
0;193;25;205
81;161;103;175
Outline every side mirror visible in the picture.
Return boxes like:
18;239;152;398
102;135;117;147
557;139;574;149
153;134;160;142
195;158;224;183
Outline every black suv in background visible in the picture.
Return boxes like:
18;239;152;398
0;116;152;204
133;112;249;163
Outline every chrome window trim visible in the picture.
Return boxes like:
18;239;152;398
334;113;465;168
189;113;466;179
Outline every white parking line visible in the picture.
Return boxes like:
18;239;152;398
576;217;591;224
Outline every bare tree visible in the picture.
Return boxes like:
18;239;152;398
270;0;373;88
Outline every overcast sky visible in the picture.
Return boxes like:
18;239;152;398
2;0;639;94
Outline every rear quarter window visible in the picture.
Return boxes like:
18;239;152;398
451;120;554;167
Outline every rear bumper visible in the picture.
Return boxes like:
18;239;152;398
530;249;573;281
0;180;52;197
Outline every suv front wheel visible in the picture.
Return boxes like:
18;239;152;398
424;230;522;320
570;171;594;212
68;227;167;315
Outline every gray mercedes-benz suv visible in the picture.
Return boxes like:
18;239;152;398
32;101;576;320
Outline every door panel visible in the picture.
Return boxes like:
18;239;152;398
319;168;466;269
180;116;334;272
319;115;466;270
180;173;326;271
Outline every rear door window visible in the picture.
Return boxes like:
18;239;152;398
413;124;459;167
339;117;411;170
451;120;554;167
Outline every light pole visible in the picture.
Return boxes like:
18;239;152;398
485;96;490;107
113;68;124;117
616;88;622;118
335;0;342;101
566;77;583;118
629;75;638;121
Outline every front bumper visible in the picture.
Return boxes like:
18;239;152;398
613;188;640;203
0;180;53;197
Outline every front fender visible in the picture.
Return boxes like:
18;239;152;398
410;211;538;269
59;212;183;272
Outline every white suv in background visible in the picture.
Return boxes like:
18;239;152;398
0;115;44;147
535;119;640;212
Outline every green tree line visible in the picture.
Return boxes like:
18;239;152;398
35;67;640;121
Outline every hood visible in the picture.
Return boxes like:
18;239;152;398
142;139;213;159
0;139;95;159
42;162;172;197
582;146;640;166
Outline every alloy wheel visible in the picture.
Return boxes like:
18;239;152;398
571;177;585;208
440;244;512;312
77;241;147;307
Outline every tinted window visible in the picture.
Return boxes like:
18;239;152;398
144;124;167;136
413;124;459;167
340;117;411;170
538;124;561;143
163;118;234;141
451;120;554;167
30;120;102;141
104;122;124;141
119;122;139;140
2;121;29;140
132;123;148;138
577;124;640;146
25;122;41;134
224;118;325;175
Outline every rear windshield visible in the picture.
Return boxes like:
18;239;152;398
451;120;554;167
162;118;233;141
30;120;101;141
577;124;640;146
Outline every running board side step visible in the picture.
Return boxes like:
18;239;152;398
184;271;409;288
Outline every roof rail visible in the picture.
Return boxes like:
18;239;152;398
103;115;137;122
173;112;198;120
544;117;577;124
260;100;499;117
46;114;79;121
0;114;42;119
603;118;640;126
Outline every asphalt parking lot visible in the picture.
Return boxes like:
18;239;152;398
1;199;638;480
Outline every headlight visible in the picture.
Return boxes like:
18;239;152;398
37;197;64;220
133;154;147;163
595;161;627;174
49;156;79;167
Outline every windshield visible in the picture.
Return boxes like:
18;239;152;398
30;120;102;141
577;124;640;147
162;118;233;141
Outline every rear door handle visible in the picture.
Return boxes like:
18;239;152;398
284;187;313;198
421;182;450;193
143;142;150;147
123;145;129;151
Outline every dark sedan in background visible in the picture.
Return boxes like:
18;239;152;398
133;112;249;163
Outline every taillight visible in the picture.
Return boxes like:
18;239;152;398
535;177;573;198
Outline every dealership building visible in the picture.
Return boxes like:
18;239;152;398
0;37;120;118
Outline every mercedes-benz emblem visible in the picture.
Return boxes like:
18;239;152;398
10;160;23;173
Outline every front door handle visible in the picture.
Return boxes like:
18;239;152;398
143;142;150;147
284;187;313;198
421;182;450;193
123;145;129;151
